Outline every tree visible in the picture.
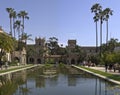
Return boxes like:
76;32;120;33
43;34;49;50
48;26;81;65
104;52;115;64
14;20;24;50
12;10;17;38
21;33;33;44
6;8;14;36
103;8;113;45
91;3;102;52
0;32;14;61
108;38;119;52
101;38;119;53
99;7;105;56
46;37;59;55
17;11;29;35
14;20;23;40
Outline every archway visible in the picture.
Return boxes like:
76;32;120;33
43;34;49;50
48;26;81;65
37;59;41;64
71;59;75;64
14;57;20;62
29;58;34;63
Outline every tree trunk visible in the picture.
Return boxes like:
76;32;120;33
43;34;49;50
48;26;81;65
96;22;98;53
100;18;103;56
13;18;16;38
106;20;108;45
10;18;13;36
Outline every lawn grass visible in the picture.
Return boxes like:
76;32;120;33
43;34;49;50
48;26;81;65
0;64;34;74
80;66;120;81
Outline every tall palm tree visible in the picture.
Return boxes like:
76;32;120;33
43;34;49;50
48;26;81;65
103;8;113;45
6;8;14;36
91;3;102;52
12;11;17;38
17;11;29;35
14;20;24;50
14;20;22;41
99;9;104;55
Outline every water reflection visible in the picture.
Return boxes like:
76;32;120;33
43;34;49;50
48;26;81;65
0;66;120;95
0;70;27;95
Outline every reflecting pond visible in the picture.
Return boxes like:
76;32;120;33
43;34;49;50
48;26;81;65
0;65;120;95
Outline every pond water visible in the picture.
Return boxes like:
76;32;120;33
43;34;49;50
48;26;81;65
0;65;120;95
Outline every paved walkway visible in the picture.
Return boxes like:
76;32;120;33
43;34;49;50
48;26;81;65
88;66;120;75
0;65;24;70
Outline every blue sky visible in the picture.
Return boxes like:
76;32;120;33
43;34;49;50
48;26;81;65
0;0;120;46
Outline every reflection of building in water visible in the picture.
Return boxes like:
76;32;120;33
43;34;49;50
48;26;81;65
35;77;45;88
68;76;77;86
21;70;27;82
47;76;58;87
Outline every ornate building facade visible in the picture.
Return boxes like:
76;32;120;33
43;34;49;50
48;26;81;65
27;38;97;64
27;37;46;64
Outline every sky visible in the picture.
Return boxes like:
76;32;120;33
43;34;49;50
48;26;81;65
0;0;120;47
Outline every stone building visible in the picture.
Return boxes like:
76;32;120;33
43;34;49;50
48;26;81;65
66;40;79;64
12;47;26;65
26;38;97;64
0;27;27;65
27;37;46;64
81;46;97;56
66;40;97;64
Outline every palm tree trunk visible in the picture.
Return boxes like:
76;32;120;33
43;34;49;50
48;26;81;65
10;18;13;36
96;22;98;53
106;20;108;45
13;18;16;38
22;17;24;35
100;18;103;56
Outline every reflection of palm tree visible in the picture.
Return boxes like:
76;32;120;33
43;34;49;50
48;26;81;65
95;78;98;95
0;76;17;95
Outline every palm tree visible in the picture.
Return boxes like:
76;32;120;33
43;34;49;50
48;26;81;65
14;20;24;50
99;9;105;56
17;11;29;35
21;33;33;44
12;11;17;38
6;8;14;36
103;8;113;45
91;3;102;52
14;20;22;41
